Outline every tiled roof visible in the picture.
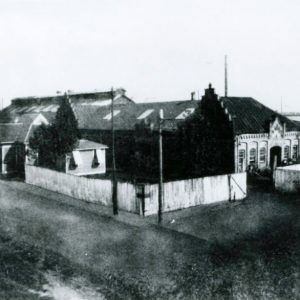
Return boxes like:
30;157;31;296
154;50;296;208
76;139;108;150
220;97;300;135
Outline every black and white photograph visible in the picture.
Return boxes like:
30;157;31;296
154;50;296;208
0;0;299;299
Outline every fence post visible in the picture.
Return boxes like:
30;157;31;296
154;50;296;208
111;88;118;215
228;174;231;202
158;109;164;224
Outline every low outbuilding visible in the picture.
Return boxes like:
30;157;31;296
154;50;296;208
66;139;108;176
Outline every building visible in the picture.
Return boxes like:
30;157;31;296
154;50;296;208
0;89;130;175
1;85;300;177
0;113;50;175
0;88;200;178
205;86;300;172
66;139;108;176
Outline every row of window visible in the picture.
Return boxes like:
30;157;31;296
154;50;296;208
239;145;298;165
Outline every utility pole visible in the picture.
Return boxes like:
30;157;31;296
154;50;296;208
111;88;118;215
158;109;164;224
225;55;228;97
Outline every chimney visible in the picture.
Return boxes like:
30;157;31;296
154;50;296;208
191;91;195;101
205;83;215;96
115;88;126;97
201;83;218;103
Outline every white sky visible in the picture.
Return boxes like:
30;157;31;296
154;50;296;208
0;0;300;111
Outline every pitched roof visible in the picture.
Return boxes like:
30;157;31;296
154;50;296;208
4;90;299;141
74;100;200;131
220;97;300;135
75;139;108;150
0;112;53;144
10;89;133;108
0;123;29;143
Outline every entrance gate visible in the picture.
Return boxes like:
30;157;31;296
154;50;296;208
270;146;281;169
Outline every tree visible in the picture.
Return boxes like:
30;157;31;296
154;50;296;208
29;94;80;170
133;122;159;180
177;94;234;178
29;123;58;169
53;93;80;156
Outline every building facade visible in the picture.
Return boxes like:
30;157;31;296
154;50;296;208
2;85;300;177
235;118;300;172
216;94;300;173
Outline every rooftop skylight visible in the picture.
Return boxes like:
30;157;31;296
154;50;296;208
175;108;195;120
137;109;154;119
103;110;121;120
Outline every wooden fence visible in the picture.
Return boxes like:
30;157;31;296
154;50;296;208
25;165;247;216
274;164;300;193
142;172;247;215
25;165;137;212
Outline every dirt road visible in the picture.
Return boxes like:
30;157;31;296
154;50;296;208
0;179;299;299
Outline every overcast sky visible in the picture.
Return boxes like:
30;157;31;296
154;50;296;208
0;0;300;111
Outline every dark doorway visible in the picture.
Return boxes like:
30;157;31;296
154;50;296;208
270;146;281;169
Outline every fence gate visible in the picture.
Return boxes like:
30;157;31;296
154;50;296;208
136;184;145;215
229;174;247;200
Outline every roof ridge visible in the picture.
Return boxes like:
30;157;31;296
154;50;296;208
136;100;197;105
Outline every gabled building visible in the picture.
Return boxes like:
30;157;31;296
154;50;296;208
0;113;50;174
204;88;300;172
221;97;300;172
0;89;132;175
1;85;300;177
0;88;200;177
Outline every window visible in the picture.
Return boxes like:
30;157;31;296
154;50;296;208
284;146;290;160
259;147;266;163
293;145;298;159
72;151;82;165
249;148;257;165
238;150;245;171
91;150;100;168
239;150;245;164
68;154;78;170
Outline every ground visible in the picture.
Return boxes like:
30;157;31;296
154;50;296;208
0;178;299;299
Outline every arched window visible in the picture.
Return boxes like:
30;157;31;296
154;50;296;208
239;150;245;163
238;149;245;171
284;146;290;160
249;148;257;165
259;147;266;163
293;145;298;159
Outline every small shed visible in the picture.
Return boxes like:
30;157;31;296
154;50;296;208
66;139;108;176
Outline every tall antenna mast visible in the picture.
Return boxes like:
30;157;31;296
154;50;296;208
225;55;228;97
